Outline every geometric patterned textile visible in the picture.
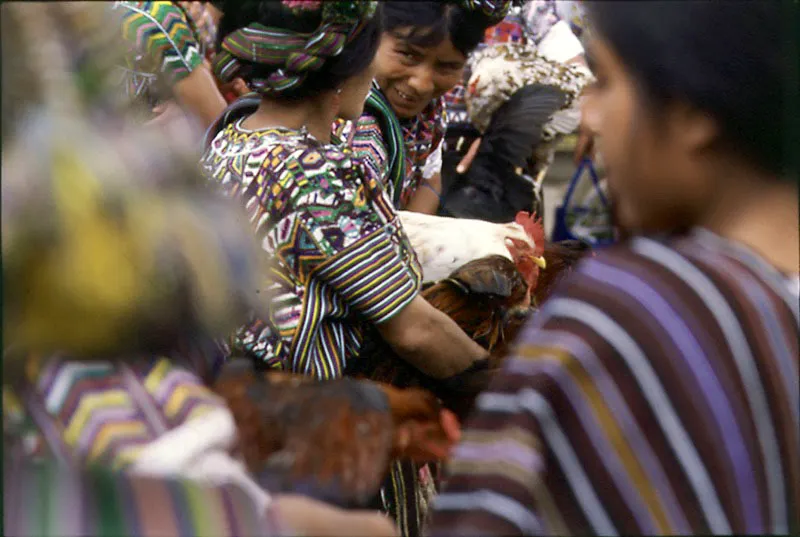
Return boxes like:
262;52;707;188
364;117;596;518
201;122;423;380
3;355;227;470
113;1;209;109
336;85;447;210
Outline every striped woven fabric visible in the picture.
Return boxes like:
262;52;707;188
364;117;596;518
4;456;281;537
427;229;799;535
336;84;446;210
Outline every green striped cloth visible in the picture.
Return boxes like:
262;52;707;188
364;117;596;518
3;456;287;536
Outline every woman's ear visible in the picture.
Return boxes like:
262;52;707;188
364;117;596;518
670;102;719;154
331;87;343;114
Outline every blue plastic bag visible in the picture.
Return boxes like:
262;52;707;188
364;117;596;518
551;158;615;246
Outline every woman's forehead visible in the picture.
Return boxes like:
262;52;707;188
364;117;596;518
584;38;617;72
387;27;466;61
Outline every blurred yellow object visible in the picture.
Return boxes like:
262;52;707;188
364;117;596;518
2;115;266;358
1;2;267;359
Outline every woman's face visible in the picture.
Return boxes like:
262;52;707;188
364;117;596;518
337;59;378;121
374;28;467;119
582;36;719;234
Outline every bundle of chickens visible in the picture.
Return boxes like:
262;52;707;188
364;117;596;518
211;212;589;511
213;360;460;509
349;210;591;417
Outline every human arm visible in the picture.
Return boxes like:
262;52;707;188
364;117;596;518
405;173;442;214
377;294;488;379
406;139;445;214
274;495;398;536
117;2;226;128
171;63;228;129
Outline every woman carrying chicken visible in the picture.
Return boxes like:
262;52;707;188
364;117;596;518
333;0;511;215
201;2;492;534
1;4;409;535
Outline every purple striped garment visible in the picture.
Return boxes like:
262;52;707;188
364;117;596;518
426;228;799;536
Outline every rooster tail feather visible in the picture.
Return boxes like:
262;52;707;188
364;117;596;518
481;84;569;169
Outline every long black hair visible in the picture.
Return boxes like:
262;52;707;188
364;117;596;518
381;1;495;57
215;0;383;101
586;0;798;180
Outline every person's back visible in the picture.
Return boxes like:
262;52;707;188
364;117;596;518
426;1;799;534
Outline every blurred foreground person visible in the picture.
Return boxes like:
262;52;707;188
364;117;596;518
427;1;799;535
2;3;397;535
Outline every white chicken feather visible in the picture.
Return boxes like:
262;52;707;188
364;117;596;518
397;210;545;283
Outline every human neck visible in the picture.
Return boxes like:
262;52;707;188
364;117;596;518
243;96;335;144
698;168;799;274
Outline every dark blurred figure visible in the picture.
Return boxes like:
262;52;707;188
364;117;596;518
427;1;799;535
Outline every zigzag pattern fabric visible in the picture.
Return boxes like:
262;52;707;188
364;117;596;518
115;1;203;92
4;356;226;468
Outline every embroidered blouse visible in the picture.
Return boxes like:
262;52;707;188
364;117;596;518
335;84;447;210
113;1;217;111
201;121;423;379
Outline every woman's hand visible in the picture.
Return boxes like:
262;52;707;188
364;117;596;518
144;100;202;142
378;296;488;379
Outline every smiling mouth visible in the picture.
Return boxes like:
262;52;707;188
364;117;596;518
395;88;420;106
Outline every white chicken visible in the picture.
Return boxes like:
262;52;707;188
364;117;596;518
398;210;547;284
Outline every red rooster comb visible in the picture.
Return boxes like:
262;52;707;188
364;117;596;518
515;211;545;256
505;211;547;292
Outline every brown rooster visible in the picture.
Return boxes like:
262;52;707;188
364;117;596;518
211;232;588;521
349;237;590;399
212;360;460;509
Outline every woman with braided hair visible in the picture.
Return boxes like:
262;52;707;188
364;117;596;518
334;0;512;215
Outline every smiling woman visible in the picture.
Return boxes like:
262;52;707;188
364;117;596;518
335;0;511;214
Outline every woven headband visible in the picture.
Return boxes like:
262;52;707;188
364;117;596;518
213;0;377;96
456;0;513;25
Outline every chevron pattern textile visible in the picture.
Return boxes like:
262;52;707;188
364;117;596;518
114;1;205;109
4;356;227;469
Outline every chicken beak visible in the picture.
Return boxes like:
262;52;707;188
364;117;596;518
533;255;547;270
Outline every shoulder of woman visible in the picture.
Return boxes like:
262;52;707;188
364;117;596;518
116;0;202;83
531;234;797;346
